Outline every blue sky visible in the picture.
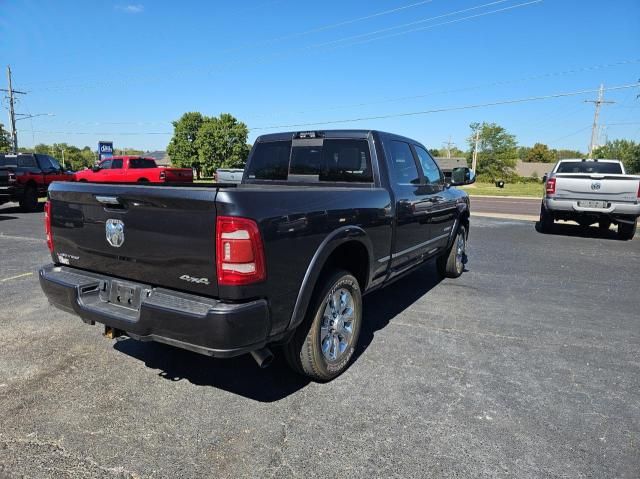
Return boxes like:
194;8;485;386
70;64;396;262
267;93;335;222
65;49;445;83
2;0;639;153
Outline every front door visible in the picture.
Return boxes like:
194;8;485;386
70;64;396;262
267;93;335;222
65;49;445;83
385;140;434;273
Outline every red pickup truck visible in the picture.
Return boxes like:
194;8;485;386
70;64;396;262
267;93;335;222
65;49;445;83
74;156;193;184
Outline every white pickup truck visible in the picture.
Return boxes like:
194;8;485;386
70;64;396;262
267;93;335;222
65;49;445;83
540;159;640;240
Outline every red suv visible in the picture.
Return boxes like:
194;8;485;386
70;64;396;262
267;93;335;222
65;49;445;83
74;156;193;184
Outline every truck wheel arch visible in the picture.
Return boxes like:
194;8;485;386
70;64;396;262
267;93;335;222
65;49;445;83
287;226;374;331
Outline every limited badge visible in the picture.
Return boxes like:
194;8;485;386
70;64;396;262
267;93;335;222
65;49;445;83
105;219;125;248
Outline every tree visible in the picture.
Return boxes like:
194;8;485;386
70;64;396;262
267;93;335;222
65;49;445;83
593;139;640;174
428;148;441;157
194;113;250;176
166;112;205;178
526;143;556;163
0;123;11;152
555;149;584;160
467;122;517;179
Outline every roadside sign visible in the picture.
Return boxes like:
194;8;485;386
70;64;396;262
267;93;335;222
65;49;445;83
98;141;114;161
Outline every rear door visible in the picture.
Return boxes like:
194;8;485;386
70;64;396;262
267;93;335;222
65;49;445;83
48;182;220;296
385;139;434;272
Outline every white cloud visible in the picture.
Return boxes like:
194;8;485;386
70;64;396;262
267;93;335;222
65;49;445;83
116;4;144;14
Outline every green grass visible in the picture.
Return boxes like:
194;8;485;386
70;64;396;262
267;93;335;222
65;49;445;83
461;182;543;198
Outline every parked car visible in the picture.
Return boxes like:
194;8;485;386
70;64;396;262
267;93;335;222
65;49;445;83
216;167;244;184
39;130;475;381
74;156;193;184
0;153;75;212
540;159;640;239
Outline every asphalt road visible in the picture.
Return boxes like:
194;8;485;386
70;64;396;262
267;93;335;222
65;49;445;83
471;196;541;218
1;202;639;478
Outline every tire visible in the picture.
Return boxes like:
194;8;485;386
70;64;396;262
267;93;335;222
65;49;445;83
437;225;467;279
618;220;637;241
284;269;362;381
137;178;149;183
598;219;612;231
539;204;554;233
19;185;39;212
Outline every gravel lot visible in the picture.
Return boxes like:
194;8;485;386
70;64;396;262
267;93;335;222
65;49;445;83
1;203;638;478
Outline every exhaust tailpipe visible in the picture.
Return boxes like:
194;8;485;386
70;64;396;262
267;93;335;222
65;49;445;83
250;347;274;368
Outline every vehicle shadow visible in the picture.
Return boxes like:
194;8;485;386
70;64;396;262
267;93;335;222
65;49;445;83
0;204;44;214
113;260;443;402
535;221;621;240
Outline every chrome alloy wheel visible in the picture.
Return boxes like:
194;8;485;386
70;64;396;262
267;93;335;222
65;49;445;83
320;288;355;362
455;230;466;273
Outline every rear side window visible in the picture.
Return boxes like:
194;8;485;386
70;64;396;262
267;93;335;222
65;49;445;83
246;138;373;183
556;162;623;174
388;141;420;185
129;158;156;169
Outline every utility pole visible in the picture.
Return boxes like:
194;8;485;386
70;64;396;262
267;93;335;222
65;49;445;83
1;66;27;153
471;129;480;172
585;83;614;158
443;136;455;159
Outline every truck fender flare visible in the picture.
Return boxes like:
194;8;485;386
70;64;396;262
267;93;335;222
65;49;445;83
287;226;374;331
448;201;470;246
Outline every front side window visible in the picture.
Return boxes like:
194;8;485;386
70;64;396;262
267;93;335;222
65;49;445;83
413;145;443;185
100;160;112;169
388;141;420;186
111;159;123;169
47;156;62;170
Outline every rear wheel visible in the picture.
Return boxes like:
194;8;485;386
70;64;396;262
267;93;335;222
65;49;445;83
284;269;362;381
437;225;467;279
539;204;554;233
618;220;637;241
19;185;38;212
137;178;149;183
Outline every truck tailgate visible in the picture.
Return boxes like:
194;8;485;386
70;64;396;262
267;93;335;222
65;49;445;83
554;174;640;202
48;182;219;297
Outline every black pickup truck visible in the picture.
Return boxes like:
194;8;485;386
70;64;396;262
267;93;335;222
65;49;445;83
39;130;475;381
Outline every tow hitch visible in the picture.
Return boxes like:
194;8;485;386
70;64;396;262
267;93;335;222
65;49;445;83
103;326;125;339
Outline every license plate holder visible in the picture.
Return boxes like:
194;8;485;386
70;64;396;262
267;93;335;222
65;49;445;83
578;200;607;209
102;280;144;310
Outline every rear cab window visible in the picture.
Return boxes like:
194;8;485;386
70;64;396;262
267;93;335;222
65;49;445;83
556;161;623;174
245;136;374;184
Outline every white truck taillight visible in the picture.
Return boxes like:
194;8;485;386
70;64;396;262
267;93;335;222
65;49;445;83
546;178;556;195
8;172;16;183
216;216;266;286
44;201;54;253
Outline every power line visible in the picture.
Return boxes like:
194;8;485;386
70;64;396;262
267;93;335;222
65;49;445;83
28;83;640;137
42;58;640;128
1;66;27;152
20;0;437;90
26;0;539;94
249;83;640;131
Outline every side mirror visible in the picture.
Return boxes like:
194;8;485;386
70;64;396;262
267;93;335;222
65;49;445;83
450;167;476;186
542;173;548;183
91;165;101;172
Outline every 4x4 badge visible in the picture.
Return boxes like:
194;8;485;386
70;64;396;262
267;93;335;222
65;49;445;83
105;219;125;248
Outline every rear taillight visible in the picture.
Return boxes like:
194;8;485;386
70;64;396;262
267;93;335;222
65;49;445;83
546;178;556;195
8;172;16;183
159;170;166;180
216;216;265;286
637;181;640;199
44;201;54;253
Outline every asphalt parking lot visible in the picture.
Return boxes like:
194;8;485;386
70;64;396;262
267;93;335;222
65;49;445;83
0;202;638;478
